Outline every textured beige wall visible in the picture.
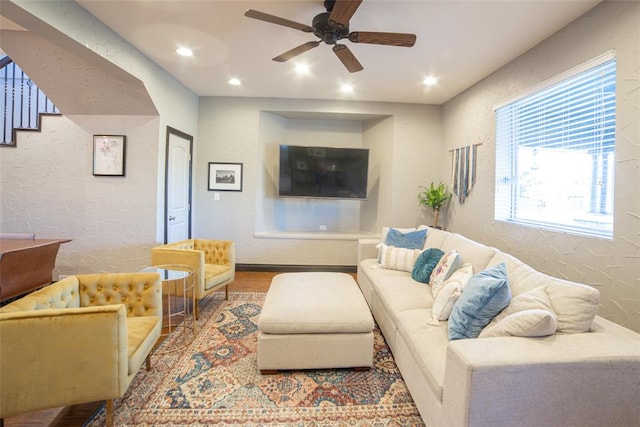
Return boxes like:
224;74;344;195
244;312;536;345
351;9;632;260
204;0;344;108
442;1;640;332
196;97;443;266
0;115;159;276
0;0;199;275
5;0;200;242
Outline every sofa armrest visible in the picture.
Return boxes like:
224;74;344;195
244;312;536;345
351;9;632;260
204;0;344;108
357;238;380;264
0;305;129;417
77;273;163;317
442;329;640;427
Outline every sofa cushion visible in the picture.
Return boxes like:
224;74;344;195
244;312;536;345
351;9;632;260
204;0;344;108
432;263;474;321
378;243;422;272
486;251;539;295
430;250;462;296
449;263;512;340
488;252;600;333
396;309;449;400
441;233;497;273
204;264;232;289
385;228;427;249
127;315;162;375
423;226;450;249
544;278;600;333
411;248;444;283
362;260;434;318
480;287;557;338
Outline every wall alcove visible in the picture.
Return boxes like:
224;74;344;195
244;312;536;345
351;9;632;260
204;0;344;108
254;110;392;240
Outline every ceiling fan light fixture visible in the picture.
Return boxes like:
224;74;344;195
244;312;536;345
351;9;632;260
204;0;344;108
423;76;438;86
176;47;193;57
340;83;354;93
295;63;310;74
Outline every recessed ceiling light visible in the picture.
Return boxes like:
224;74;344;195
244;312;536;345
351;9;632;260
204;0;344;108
423;76;438;86
228;78;242;86
295;63;309;74
340;84;353;93
176;47;193;57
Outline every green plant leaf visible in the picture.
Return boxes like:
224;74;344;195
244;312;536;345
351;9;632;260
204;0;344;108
418;181;452;210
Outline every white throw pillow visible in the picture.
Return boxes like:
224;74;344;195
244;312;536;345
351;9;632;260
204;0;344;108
543;280;600;333
431;263;473;321
479;309;557;338
479;286;558;338
430;250;462;296
377;243;422;272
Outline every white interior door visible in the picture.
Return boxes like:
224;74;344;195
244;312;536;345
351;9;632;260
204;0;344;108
165;127;193;243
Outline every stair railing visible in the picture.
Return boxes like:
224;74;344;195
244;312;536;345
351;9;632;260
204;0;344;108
1;56;60;146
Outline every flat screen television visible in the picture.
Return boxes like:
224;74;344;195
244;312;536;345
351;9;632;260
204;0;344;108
278;145;369;200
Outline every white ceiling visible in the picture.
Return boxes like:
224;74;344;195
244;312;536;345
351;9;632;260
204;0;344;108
77;0;600;105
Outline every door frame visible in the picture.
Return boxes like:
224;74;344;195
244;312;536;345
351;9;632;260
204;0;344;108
164;126;193;243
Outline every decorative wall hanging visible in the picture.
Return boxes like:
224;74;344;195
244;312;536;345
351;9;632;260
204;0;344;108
93;135;126;176
450;143;481;204
208;162;243;192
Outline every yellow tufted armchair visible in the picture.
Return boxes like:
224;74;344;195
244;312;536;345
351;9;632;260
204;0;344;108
150;239;235;317
0;273;162;427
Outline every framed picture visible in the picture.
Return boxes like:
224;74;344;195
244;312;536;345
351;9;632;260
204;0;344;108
93;135;126;176
208;162;243;192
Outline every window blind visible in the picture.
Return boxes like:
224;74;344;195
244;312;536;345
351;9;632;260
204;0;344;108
495;54;616;238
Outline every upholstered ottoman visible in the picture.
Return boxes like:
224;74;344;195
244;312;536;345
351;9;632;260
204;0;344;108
257;272;374;373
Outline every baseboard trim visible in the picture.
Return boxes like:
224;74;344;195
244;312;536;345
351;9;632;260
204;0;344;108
236;264;356;273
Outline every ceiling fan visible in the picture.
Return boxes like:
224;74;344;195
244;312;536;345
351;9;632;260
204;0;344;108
244;0;417;73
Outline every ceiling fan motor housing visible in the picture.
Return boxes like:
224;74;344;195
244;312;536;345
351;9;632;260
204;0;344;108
313;12;349;45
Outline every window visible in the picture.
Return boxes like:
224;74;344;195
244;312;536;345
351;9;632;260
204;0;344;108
494;52;616;239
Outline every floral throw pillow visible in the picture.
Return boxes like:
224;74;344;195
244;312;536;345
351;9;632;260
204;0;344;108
431;263;474;321
430;250;462;297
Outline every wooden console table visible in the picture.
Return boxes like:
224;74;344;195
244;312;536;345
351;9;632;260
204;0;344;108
0;238;71;302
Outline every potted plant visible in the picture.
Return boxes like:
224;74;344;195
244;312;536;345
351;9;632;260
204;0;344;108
418;181;452;229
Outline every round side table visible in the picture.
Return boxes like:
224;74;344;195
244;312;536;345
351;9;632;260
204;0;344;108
140;264;196;353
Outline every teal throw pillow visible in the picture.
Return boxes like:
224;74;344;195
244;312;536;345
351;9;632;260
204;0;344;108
448;262;512;340
411;248;444;283
385;228;427;250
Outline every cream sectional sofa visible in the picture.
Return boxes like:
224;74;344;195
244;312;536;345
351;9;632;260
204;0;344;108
357;226;640;427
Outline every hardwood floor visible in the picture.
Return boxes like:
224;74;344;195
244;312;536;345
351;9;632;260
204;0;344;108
2;271;281;427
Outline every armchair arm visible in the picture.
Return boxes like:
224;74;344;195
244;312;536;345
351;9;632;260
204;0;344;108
151;247;206;296
77;273;163;317
442;326;640;427
0;305;128;418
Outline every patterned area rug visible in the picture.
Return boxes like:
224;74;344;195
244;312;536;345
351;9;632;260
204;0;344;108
88;292;425;426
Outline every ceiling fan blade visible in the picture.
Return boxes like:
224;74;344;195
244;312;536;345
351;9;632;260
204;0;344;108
273;41;320;62
348;31;417;47
244;9;314;33
329;0;363;28
332;44;363;73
